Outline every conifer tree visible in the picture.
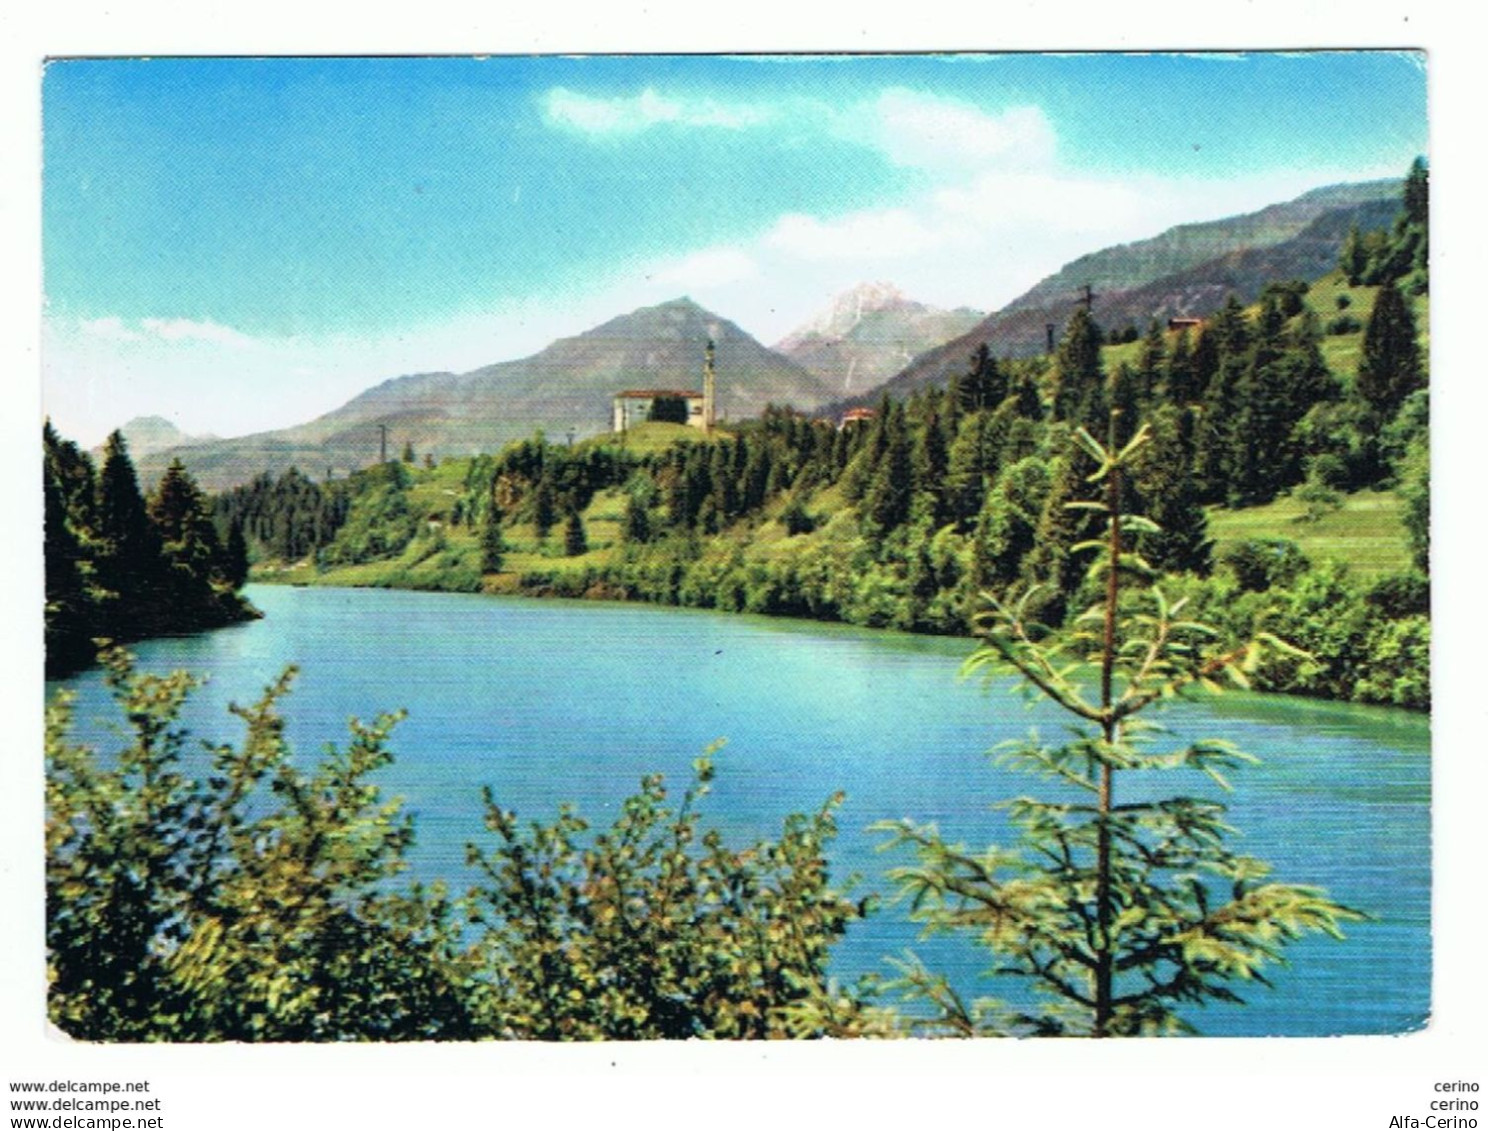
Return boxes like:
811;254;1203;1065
864;404;913;537
912;406;950;523
944;411;993;529
622;493;652;545
223;519;251;588
44;435;93;674
532;477;558;540
1109;363;1142;450
94;430;165;631
563;508;588;557
1052;307;1105;426
969;458;1050;593
1136;320;1166;400
1356;280;1424;423
481;506;506;573
1164;328;1199;405
1133;405;1212;575
878;418;1359;1036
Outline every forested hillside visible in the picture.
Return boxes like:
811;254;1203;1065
197;162;1431;710
43;426;258;676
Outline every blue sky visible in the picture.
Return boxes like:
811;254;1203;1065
42;52;1427;444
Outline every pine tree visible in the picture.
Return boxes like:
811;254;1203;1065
622;493;652;545
1356;280;1424;423
563;509;588;557
1052;307;1105;426
44;430;94;674
1136;320;1166;401
912;406;950;524
1109;363;1142;450
223;519;251;589
864;404;913;537
481;507;506;573
1133;405;1212;575
1164;328;1199;406
944;411;992;529
878;418;1359;1036
94;431;165;630
532;477;558;540
1227;298;1291;506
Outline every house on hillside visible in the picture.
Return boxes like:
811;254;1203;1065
1167;317;1203;332
838;407;876;430
612;389;707;432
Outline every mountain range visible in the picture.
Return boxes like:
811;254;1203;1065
136;177;1404;490
838;180;1400;407
103;416;217;460
139;299;833;490
772;283;983;396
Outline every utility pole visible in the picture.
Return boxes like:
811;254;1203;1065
1046;322;1056;355
1079;283;1097;311
378;424;389;465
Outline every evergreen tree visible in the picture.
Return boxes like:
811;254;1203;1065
864;404;913;537
1133;405;1212;575
1109;363;1142;450
44;432;93;674
1164;328;1199;405
1404;155;1428;229
912;406;950;523
957;344;1008;414
532;477;558;540
878;420;1359;1036
1021;429;1100;624
481;506;506;573
1052;307;1105;426
223;519;250;588
1010;370;1044;421
622;493;652;545
1191;354;1247;505
944;411;993;529
1136;320;1166;401
94;431;165;629
1226;298;1291;506
563;509;588;557
1356;280;1424;423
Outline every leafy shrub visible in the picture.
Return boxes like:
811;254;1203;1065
46;649;879;1040
1220;538;1311;592
465;747;878;1039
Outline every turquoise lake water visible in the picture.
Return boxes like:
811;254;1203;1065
47;584;1431;1037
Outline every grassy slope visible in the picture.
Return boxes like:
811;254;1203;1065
1206;490;1409;579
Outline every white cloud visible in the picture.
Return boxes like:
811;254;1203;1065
648;246;759;289
543;87;773;135
764;208;947;262
138;317;257;347
540;84;1057;182
79;316;141;342
850;90;1057;175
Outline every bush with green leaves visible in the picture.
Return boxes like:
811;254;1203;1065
874;421;1361;1037
463;746;880;1039
46;648;476;1041
46;648;876;1040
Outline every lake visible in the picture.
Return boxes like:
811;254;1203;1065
46;583;1431;1037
